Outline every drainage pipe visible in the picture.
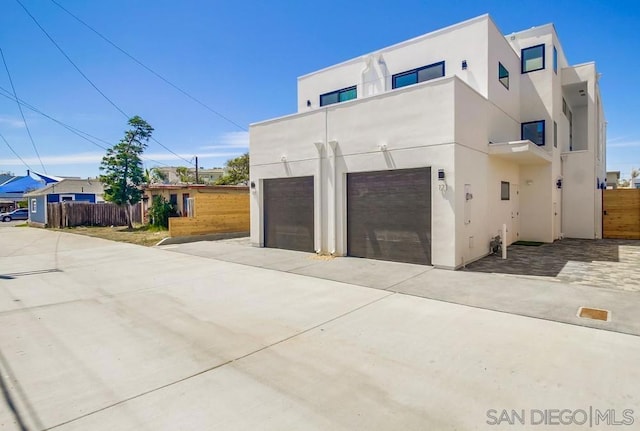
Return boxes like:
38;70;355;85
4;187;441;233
313;142;324;254
328;140;338;255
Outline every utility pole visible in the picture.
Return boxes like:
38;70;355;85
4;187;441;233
195;156;199;184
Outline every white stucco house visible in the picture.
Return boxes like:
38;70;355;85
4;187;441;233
249;14;606;269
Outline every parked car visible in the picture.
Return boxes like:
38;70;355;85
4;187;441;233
0;208;28;222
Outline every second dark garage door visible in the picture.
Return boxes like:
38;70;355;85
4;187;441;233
263;176;314;252
347;167;431;265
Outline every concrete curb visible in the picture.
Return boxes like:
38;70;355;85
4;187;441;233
156;231;249;246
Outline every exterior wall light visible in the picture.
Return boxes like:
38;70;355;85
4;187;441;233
438;169;445;181
462;60;468;70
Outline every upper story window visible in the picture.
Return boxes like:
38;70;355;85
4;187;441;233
320;86;357;107
392;61;445;89
498;62;509;89
521;44;545;73
522;120;545;146
553;46;558;74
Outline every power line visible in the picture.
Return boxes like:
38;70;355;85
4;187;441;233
16;0;194;166
0;131;32;171
49;0;248;132
0;47;47;173
15;0;129;119
0;86;172;168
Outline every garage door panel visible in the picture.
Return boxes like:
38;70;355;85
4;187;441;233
264;177;314;252
347;168;431;265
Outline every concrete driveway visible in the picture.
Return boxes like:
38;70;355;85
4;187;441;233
1;226;640;430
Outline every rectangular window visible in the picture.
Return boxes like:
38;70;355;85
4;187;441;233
320;86;357;107
31;199;37;213
553;46;558;74
521;120;545;146
521;44;545;73
553;121;558;148
169;194;178;206
501;181;510;201
498;62;509;89
392;61;445;89
562;98;567;116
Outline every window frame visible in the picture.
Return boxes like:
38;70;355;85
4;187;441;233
553;46;558;74
501;181;510;201
319;85;357;107
521;120;546;147
521;44;545;74
392;61;445;89
498;62;509;89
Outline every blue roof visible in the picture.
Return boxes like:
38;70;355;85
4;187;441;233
0;175;45;194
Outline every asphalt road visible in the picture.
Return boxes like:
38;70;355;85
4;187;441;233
1;226;639;430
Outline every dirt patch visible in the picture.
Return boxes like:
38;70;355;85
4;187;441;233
53;225;169;247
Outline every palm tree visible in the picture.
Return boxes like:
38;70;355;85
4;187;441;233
175;166;193;183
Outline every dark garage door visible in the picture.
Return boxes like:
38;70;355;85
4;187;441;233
264;176;314;252
347;167;431;265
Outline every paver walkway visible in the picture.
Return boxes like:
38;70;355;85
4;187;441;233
464;238;640;292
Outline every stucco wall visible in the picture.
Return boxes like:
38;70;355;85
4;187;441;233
563;151;597;239
251;78;459;267
297;16;490;112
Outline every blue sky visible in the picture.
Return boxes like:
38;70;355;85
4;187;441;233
0;0;638;179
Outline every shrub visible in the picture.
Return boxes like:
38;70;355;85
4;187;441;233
148;195;174;228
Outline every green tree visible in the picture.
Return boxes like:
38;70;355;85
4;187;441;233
215;152;249;185
99;116;154;229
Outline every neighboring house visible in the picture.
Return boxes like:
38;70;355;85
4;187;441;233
634;178;640;189
606;171;620;189
143;184;249;237
152;166;225;185
0;170;55;212
249;14;606;269
25;179;104;226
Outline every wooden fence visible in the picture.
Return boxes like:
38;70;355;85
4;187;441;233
603;189;640;239
169;192;249;237
47;202;142;228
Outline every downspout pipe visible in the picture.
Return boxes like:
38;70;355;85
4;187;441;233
328;140;338;255
313;141;324;254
